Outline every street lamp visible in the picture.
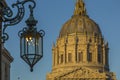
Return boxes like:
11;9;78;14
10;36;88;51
0;0;44;74
18;5;45;72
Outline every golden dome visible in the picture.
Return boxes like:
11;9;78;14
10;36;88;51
59;0;102;37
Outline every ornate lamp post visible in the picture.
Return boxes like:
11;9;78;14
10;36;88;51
0;0;45;79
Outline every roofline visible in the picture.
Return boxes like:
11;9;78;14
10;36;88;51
2;47;14;63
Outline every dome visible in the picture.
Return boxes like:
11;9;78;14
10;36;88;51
59;16;102;37
59;0;102;37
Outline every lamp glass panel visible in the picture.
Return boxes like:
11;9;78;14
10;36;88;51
38;37;42;55
21;37;28;56
26;36;35;55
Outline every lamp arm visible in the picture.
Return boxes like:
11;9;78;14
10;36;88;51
3;0;36;26
1;0;36;43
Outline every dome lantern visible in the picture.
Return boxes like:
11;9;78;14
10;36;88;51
74;0;87;16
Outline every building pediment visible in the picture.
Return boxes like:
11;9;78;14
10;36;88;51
55;67;107;79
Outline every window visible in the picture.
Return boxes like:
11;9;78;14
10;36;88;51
78;52;83;62
98;53;101;63
57;54;59;64
61;54;63;63
5;63;8;80
105;52;108;65
68;53;72;62
87;52;92;62
98;46;102;63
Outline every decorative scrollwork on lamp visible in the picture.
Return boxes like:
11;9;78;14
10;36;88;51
2;0;36;43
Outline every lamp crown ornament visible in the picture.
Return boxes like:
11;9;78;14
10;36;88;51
25;5;38;27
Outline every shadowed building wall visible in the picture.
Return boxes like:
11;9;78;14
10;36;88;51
0;1;13;80
2;47;13;80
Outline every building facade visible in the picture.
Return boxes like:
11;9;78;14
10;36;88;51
46;0;116;80
0;1;13;80
2;47;13;80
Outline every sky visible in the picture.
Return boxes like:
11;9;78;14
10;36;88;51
3;0;120;80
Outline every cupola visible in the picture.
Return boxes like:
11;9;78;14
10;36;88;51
59;0;102;37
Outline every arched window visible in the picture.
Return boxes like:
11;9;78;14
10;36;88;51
87;52;92;62
78;52;83;62
68;53;72;62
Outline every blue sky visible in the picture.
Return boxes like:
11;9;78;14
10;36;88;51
4;0;120;80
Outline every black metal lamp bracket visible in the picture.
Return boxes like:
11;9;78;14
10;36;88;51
1;0;36;43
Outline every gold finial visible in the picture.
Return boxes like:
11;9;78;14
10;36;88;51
74;0;87;16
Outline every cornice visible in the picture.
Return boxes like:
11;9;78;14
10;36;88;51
2;47;14;63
